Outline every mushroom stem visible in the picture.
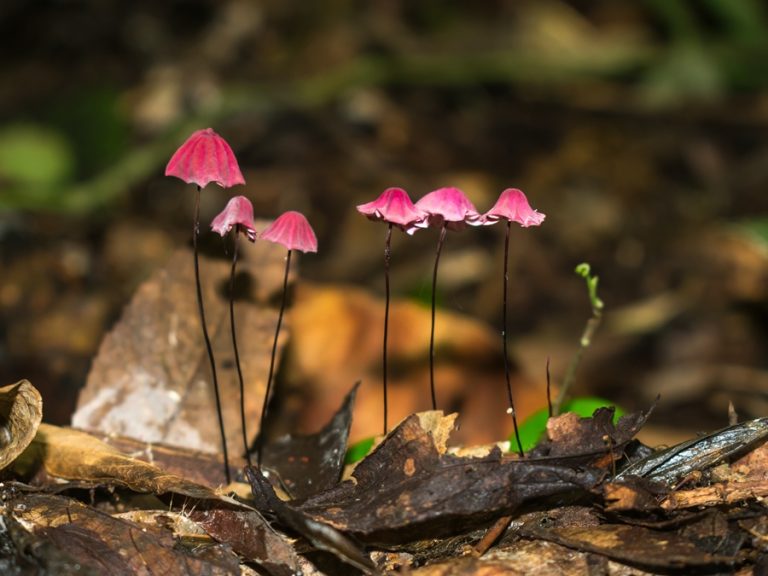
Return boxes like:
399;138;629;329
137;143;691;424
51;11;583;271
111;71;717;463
229;233;252;467
382;223;392;435
546;356;553;418
258;249;292;467
428;224;447;411
193;185;231;484
503;220;524;457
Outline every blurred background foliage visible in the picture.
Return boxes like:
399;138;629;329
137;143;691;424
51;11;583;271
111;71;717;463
2;0;768;443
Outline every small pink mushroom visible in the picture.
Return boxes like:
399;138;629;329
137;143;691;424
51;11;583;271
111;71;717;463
257;211;317;464
357;188;426;434
211;195;257;241
482;188;545;457
412;187;481;411
211;195;257;467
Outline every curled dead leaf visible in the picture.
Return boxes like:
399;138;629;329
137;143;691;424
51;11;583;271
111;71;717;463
17;423;247;505
0;380;42;471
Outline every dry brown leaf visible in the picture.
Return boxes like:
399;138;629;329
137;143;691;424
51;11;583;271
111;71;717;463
18;423;247;502
72;240;291;454
89;431;247;487
0;379;42;471
286;283;547;446
297;411;599;542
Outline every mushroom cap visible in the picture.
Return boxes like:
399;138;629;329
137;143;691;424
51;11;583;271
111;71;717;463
165;128;245;189
409;187;481;233
260;211;318;253
211;195;257;241
483;188;545;227
356;187;426;230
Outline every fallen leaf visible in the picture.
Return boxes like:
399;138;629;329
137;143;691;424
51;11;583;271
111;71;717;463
530;406;652;467
11;493;243;575
0;380;42;471
89;431;247;487
0;511;99;575
616;416;768;485
520;520;735;570
262;383;359;499
245;466;378;575
17;423;247;503
298;412;600;542
190;508;311;576
72;241;291;456
603;477;664;512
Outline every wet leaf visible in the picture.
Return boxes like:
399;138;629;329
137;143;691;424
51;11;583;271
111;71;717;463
298;412;600;542
0;380;42;471
245;466;378;575
616;416;768;485
72;244;290;458
529;406;652;466
262;383;359;499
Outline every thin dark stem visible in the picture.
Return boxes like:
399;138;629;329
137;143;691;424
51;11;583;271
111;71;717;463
193;185;231;484
229;234;252;467
258;249;292;466
502;221;524;457
429;225;447;411
382;224;392;435
546;356;553;418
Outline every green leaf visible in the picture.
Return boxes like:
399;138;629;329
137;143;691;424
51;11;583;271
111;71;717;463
344;436;375;465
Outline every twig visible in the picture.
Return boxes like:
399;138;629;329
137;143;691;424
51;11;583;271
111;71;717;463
473;515;513;556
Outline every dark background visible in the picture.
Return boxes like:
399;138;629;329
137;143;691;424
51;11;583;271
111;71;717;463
3;0;768;444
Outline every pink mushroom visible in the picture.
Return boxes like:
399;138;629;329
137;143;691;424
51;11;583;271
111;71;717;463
257;211;317;465
413;187;482;411
211;195;257;467
483;188;545;456
357;188;426;433
165;128;245;484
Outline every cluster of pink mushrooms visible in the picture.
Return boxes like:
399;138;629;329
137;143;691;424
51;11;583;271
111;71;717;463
357;186;545;456
165;127;544;483
165;128;317;482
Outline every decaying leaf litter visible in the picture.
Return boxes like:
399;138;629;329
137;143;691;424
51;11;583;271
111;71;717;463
2;249;768;574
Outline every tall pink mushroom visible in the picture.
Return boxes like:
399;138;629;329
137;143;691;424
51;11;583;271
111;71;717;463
483;188;545;456
166;127;245;484
412;187;482;411
258;211;318;465
357;187;426;433
211;195;257;467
